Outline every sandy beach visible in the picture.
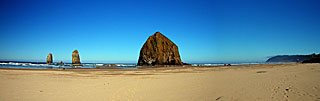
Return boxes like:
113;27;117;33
0;63;319;101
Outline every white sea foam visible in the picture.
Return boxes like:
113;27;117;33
0;63;8;65
29;64;49;66
192;64;224;66
95;64;104;66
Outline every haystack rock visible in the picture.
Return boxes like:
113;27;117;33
72;50;82;65
138;32;183;66
46;53;53;64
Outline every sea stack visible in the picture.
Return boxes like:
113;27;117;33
138;32;183;66
46;53;53;64
72;50;82;66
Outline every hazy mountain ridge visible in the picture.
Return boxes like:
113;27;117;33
266;55;312;62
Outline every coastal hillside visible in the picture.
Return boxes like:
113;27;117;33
302;53;320;63
266;55;312;62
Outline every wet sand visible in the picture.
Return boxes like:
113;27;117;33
0;63;319;101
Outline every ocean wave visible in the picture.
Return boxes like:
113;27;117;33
95;64;104;66
192;64;224;66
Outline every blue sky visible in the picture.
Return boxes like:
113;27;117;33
0;0;319;63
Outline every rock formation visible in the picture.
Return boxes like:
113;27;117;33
57;61;64;65
46;53;53;64
72;50;82;66
137;32;183;66
182;62;192;66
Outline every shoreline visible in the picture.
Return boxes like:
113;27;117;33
0;63;300;71
0;63;319;100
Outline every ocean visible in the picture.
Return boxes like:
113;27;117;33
0;61;286;69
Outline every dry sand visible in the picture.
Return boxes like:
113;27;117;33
0;63;319;101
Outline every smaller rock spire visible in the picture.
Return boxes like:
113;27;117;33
72;50;82;66
46;53;53;64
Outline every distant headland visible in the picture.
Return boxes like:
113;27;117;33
266;53;320;63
